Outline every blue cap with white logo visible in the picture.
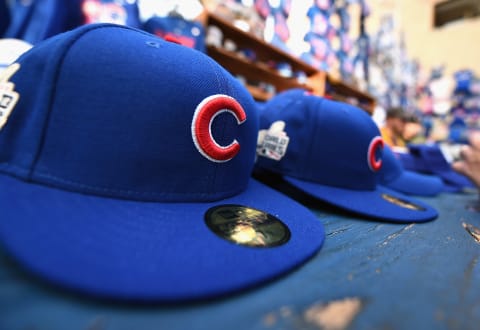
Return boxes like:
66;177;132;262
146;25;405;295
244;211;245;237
0;24;325;302
255;88;438;223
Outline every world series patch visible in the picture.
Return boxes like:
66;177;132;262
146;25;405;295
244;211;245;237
0;63;20;130
257;121;290;161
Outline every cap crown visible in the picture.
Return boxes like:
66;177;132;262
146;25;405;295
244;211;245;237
256;89;383;190
377;145;402;184
0;24;258;202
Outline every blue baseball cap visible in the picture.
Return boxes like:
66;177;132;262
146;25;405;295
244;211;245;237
0;24;325;302
377;144;444;196
255;88;438;223
398;144;475;192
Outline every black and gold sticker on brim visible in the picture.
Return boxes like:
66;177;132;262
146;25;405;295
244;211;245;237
381;193;426;211
205;204;291;248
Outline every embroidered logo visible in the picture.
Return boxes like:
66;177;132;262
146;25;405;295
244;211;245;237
257;121;289;161
0;63;20;130
367;136;384;172
191;94;246;162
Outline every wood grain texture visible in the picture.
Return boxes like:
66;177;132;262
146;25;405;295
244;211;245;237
0;193;479;330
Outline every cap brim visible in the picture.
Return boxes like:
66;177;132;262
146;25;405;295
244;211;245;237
383;170;444;197
396;151;475;189
284;176;438;223
432;169;475;188
0;174;325;302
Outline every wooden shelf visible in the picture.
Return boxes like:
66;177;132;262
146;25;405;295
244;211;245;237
204;11;375;113
207;46;315;100
326;75;376;113
206;13;317;75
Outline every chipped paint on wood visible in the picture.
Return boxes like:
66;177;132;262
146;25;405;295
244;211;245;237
327;226;353;237
304;297;363;330
262;312;277;327
465;199;480;212
379;224;414;246
462;222;480;243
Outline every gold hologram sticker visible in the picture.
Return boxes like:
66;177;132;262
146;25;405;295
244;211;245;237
205;205;291;248
381;193;426;211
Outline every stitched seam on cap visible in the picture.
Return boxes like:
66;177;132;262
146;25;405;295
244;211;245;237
0;162;30;175
33;170;243;199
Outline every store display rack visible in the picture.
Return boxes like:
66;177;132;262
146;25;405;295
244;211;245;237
203;12;375;114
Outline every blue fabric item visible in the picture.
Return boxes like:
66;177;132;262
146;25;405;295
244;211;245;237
254;0;271;19
255;88;438;223
377;145;444;197
3;0;36;40
0;24;325;302
454;69;474;95
306;8;331;35
400;144;475;191
337;6;350;31
142;15;205;53
4;0;83;44
448;116;468;143
0;0;10;37
312;0;334;15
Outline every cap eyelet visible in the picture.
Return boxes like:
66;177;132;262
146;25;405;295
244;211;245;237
146;41;160;48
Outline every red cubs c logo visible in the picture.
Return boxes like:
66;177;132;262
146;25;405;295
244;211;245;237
367;136;384;172
191;95;247;162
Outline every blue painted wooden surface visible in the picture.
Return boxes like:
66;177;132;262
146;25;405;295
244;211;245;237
1;192;479;330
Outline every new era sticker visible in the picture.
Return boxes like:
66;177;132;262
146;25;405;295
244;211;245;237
257;121;290;161
0;63;20;130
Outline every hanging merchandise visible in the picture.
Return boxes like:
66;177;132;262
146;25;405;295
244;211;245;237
331;0;355;82
273;9;289;42
337;29;355;82
143;15;206;52
3;0;84;45
255;0;292;51
314;0;334;14
255;0;271;19
450;69;480;138
307;5;330;35
302;0;363;77
454;69;475;95
304;32;329;60
429;75;455;116
353;0;370;84
303;1;336;72
339;52;355;82
336;0;351;32
367;13;419;114
81;0;141;28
